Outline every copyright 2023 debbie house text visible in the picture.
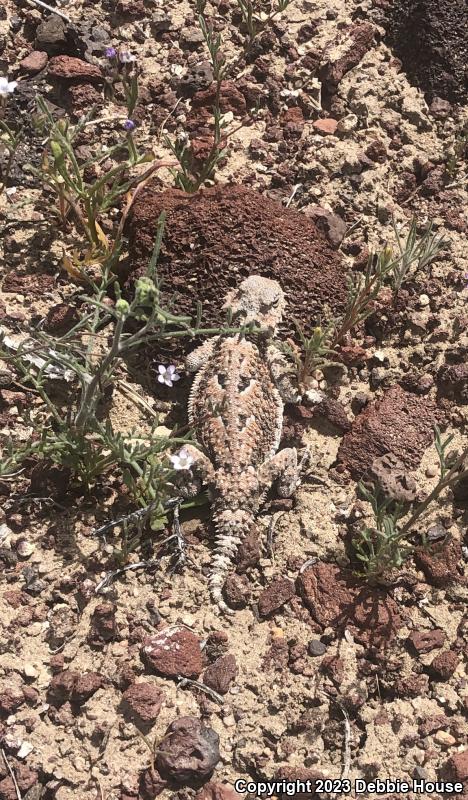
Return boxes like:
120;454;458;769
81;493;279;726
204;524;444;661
234;778;464;796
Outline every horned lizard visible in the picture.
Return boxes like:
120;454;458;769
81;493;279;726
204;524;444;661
177;275;305;613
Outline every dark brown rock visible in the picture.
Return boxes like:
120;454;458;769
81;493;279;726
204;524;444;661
35;15;69;54
48;669;103;706
337;385;437;479
419;715;447;737
142;627;203;678
122;682;164;724
203;654;237;695
138;767;167;799
48;670;78;705
429;97;452;119
0;686;24;716
73;672;104;704
156;716;220;784
223;574;251;609
0;766;38;800
48;55;103;83
303;205;347;248
89;602;118;645
438;362;468;403
236;527;261;572
415;539;463;586
394;672;429;698
281;107;305;139
3;590;25;608
192;81;246;117
445;750;468;781
320;24;375;91
430;650;458;679
125;185;349;348
365;139;387;163
258;577;295;617
321;654;344;686
297;563;403;647
407;628;445;654
196;781;241;800
67;82;102;115
315;396;352;431
386;0;467;103
275;767;324;798
19;50;48;73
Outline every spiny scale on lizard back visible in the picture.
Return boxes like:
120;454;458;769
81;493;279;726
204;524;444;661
188;336;283;477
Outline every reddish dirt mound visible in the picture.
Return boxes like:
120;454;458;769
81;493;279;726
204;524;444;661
125;184;348;338
385;0;467;103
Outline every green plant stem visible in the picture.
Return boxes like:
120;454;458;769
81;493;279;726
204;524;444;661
398;450;468;540
74;315;125;430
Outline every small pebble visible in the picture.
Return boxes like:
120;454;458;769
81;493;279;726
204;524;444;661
16;538;35;558
419;294;430;307
425;465;438;478
433;730;456;748
308;639;327;657
23;663;38;679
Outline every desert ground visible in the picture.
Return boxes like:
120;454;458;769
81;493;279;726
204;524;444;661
0;0;467;798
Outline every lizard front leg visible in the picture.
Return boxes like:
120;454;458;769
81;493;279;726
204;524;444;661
185;338;218;373
266;344;302;404
170;444;215;499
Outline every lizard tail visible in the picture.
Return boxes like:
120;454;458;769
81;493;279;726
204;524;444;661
209;510;254;615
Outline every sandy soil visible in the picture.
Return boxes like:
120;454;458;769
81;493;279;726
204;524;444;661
0;0;467;798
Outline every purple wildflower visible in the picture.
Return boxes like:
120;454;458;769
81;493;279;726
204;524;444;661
105;46;117;58
123;119;136;131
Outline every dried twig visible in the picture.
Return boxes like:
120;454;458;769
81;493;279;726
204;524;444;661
339;704;352;780
1;748;22;800
299;556;317;573
93;496;180;539
26;0;71;23
177;677;224;705
95;557;160;594
266;511;283;562
285;183;302;208
168;502;190;572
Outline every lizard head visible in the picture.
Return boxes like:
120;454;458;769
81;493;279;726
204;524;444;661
222;275;285;334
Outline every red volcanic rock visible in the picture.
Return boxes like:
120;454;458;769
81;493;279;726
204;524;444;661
48;55;103;82
203;655;237;695
122;682;164;723
320;24;375;91
258;578;295;617
142;627;203;678
337;385;437;479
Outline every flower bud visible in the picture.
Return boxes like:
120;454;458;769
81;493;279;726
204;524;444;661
50;140;63;161
115;299;130;316
135;277;157;303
